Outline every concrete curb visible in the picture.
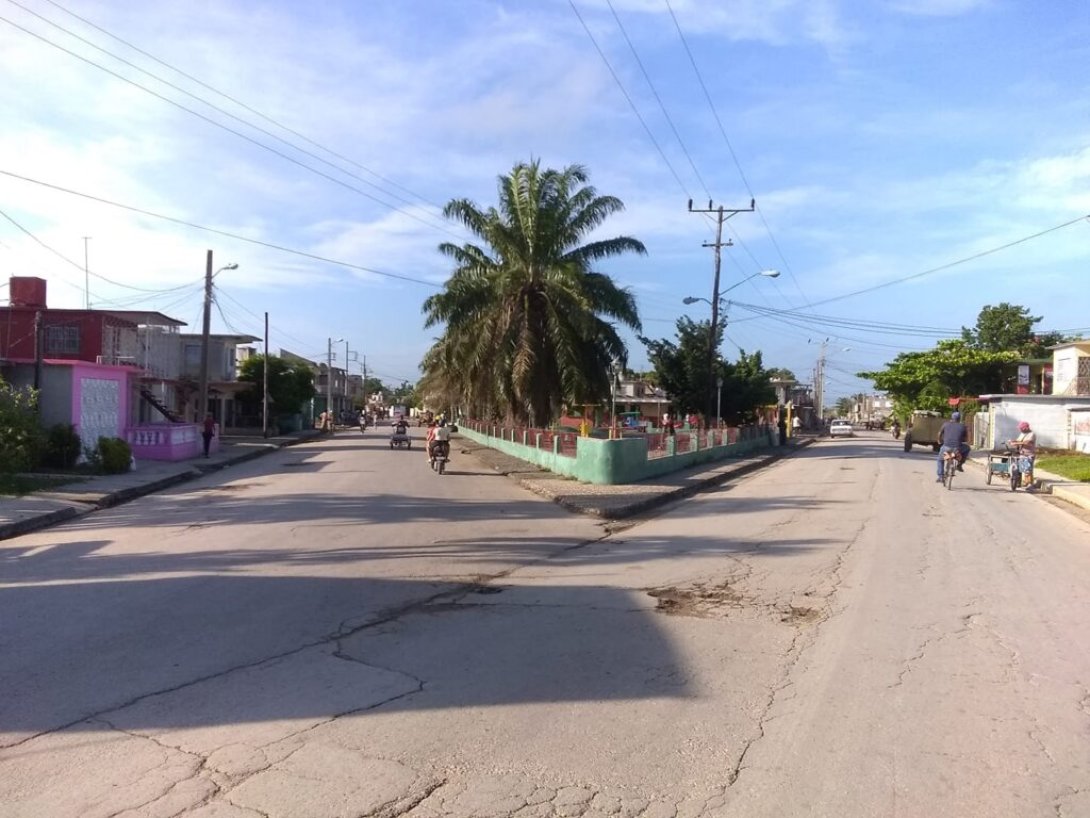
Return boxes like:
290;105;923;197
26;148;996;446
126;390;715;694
0;432;322;541
463;438;813;521
0;505;89;540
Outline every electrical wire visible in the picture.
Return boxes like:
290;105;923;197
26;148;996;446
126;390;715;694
0;12;466;241
0;169;444;289
663;0;809;308
39;0;446;212
0;206;200;294
604;0;711;199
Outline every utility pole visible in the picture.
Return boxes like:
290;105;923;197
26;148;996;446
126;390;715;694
687;198;755;426
197;252;237;424
815;339;828;423
197;251;213;424
82;237;91;309
263;311;269;438
33;310;43;399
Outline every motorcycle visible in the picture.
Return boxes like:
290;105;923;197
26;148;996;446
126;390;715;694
891;423;901;440
429;440;451;474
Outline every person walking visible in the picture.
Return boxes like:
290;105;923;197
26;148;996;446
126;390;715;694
201;413;216;458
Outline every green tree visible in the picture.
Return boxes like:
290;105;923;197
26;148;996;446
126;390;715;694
237;355;316;421
0;376;42;473
962;303;1044;354
858;339;1016;415
641;320;775;424
421;161;644;426
766;367;798;382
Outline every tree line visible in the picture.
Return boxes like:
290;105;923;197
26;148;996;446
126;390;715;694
859;303;1077;418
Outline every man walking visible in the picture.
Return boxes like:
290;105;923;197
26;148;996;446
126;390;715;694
202;413;216;458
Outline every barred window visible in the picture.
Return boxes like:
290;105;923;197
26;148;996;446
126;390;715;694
45;325;80;354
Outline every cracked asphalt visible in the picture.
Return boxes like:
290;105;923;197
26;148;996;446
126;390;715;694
2;429;1089;817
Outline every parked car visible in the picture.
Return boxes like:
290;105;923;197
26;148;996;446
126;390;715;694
829;419;854;438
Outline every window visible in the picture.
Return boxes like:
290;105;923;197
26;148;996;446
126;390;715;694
45;325;80;355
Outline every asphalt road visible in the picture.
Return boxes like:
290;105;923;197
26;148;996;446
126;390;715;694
2;428;1088;818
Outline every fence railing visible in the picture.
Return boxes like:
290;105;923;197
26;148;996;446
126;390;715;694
461;421;579;458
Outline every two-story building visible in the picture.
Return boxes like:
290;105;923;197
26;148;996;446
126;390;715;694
1;275;257;460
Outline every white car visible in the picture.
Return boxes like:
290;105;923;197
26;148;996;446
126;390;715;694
829;419;854;438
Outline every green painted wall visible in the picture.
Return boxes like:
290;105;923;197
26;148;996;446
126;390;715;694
459;426;774;485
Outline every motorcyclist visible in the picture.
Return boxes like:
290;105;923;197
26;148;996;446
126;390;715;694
891;418;901;439
935;410;970;482
393;415;409;435
426;418;452;462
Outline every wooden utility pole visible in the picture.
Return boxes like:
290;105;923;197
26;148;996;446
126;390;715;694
197;251;213;424
687;198;754;425
33;310;43;399
263;311;269;438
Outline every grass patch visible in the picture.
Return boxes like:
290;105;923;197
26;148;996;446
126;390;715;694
1036;449;1090;482
0;473;82;497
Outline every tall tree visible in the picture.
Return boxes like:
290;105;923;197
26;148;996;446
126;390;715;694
858;339;1016;415
237;355;316;420
962;303;1041;353
422;161;644;426
641;320;775;424
641;317;718;417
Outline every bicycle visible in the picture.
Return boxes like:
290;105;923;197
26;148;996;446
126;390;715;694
942;449;959;490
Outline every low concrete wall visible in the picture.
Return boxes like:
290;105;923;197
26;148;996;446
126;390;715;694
127;422;217;461
459;425;775;485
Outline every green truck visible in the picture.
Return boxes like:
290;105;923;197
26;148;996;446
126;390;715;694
904;410;944;452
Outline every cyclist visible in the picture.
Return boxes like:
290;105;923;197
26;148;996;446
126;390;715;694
936;410;970;482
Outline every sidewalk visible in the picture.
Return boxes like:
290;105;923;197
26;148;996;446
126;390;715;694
0;430;323;541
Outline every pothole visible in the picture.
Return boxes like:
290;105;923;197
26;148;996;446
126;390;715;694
647;581;742;618
779;605;822;625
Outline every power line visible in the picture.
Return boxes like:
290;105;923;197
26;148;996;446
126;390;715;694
0;169;445;289
663;0;809;308
604;0;711;199
0;206;199;294
804;213;1090;309
0;11;465;241
39;0;446;212
568;0;697;205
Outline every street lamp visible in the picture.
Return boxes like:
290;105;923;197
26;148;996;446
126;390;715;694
683;269;780;426
327;336;343;431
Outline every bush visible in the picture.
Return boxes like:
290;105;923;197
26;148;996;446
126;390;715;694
0;378;43;473
95;437;132;474
42;424;82;469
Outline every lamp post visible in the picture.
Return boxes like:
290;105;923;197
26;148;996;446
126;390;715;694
198;254;237;424
716;375;723;428
683;268;779;427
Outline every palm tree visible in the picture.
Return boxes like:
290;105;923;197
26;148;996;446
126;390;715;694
422;161;645;426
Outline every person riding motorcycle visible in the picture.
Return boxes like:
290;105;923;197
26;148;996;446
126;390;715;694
891;418;901;439
426;418;452;462
393;416;410;436
935;410;970;482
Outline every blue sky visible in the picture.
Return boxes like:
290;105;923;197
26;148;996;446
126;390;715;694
2;0;1088;400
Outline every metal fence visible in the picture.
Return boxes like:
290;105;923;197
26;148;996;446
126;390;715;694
463;421;579;458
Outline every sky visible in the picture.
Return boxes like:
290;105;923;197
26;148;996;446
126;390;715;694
2;0;1088;402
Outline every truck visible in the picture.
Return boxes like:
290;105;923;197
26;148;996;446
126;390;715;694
903;410;944;452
